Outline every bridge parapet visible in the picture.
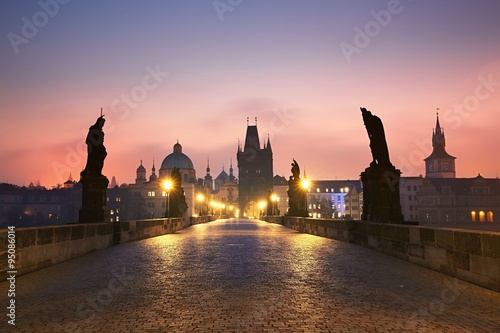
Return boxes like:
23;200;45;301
263;217;500;291
0;216;215;280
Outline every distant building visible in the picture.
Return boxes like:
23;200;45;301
416;114;498;228
399;176;423;222
272;175;288;216
213;161;238;211
424;114;456;178
107;184;130;222
0;181;80;228
306;180;363;219
128;142;196;219
237;119;273;217
418;175;499;225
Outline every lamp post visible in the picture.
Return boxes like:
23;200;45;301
301;179;310;214
210;201;215;216
271;193;278;216
258;201;266;217
197;193;204;216
344;186;352;218
163;180;172;218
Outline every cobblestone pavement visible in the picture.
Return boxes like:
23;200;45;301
2;219;500;332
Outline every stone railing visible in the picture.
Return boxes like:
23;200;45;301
0;216;215;280
263;216;500;291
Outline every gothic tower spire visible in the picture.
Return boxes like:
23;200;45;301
424;111;456;178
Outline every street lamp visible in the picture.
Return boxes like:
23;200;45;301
344;186;352;218
258;201;266;217
301;179;310;213
210;201;215;216
271;193;278;216
163;180;172;218
197;193;204;216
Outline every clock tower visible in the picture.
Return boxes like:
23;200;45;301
424;113;456;178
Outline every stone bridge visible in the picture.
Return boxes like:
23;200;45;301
1;218;499;332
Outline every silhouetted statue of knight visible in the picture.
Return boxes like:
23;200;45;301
361;107;392;167
291;158;300;180
81;115;107;177
286;159;308;217
359;107;403;223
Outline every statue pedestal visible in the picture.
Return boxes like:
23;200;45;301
360;164;404;223
286;179;308;217
79;175;109;223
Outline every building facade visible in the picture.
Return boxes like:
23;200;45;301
306;180;363;219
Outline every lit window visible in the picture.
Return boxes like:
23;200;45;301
316;188;320;193
116;216;120;222
471;211;476;222
487;211;494;222
479;211;485;222
148;191;156;197
326;189;329;192
116;197;121;202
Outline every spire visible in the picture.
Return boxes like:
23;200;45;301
425;110;456;178
432;111;445;148
229;158;234;180
206;157;211;175
149;157;157;181
266;132;272;151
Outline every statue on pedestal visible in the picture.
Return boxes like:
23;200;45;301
359;107;403;223
79;110;109;223
286;159;308;217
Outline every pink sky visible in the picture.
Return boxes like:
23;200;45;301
1;1;499;187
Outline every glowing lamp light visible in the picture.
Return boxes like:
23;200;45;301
163;180;172;191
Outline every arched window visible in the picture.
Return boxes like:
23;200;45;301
479;211;485;222
487;211;494;222
471;211;476;222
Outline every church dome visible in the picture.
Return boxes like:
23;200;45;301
160;142;194;170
